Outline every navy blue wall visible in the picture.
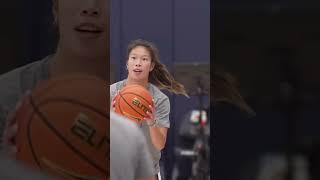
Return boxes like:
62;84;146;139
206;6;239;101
22;0;56;65
111;0;210;77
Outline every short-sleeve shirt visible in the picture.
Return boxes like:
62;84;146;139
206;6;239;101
0;153;53;179
110;79;170;173
0;56;52;148
110;112;154;180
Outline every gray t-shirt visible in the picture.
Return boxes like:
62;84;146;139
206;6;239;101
0;56;52;147
110;111;154;180
0;154;53;179
110;79;171;173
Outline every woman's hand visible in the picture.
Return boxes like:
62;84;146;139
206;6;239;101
144;104;156;127
2;91;31;157
111;90;120;111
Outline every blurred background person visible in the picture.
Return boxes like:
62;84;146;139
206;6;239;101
211;64;257;180
214;0;320;179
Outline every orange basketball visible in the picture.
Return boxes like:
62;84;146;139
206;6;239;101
114;84;154;124
15;74;109;180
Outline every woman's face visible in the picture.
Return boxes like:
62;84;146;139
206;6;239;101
53;0;108;60
127;46;155;82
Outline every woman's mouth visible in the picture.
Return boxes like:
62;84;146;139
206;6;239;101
133;69;142;72
74;23;103;38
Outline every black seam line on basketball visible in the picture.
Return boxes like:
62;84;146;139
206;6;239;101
31;96;109;173
118;92;144;121
29;96;108;174
78;119;92;129
36;97;110;134
26;103;43;170
121;92;152;105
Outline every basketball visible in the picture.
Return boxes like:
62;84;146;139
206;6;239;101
15;74;109;180
114;84;154;124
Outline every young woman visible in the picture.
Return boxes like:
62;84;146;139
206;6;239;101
1;0;108;152
110;39;188;180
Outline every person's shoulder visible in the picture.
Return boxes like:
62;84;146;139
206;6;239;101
149;83;169;101
8;55;51;78
110;112;148;149
111;111;135;127
110;81;119;87
110;80;125;90
0;65;23;88
0;63;30;108
0;56;51;111
110;112;143;137
0;55;51;90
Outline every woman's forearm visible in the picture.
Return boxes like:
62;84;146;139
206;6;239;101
148;127;167;151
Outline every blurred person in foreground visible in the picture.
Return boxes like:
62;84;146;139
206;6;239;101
111;111;156;180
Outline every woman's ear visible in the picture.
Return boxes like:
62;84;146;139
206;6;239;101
150;62;155;72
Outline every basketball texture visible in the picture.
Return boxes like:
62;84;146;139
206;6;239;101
114;84;154;124
15;74;109;180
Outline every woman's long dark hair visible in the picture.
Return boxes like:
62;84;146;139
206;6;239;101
213;64;255;115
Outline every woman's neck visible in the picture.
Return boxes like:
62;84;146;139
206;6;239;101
126;77;149;88
50;48;108;81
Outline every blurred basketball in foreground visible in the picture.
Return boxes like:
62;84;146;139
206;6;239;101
15;74;109;180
